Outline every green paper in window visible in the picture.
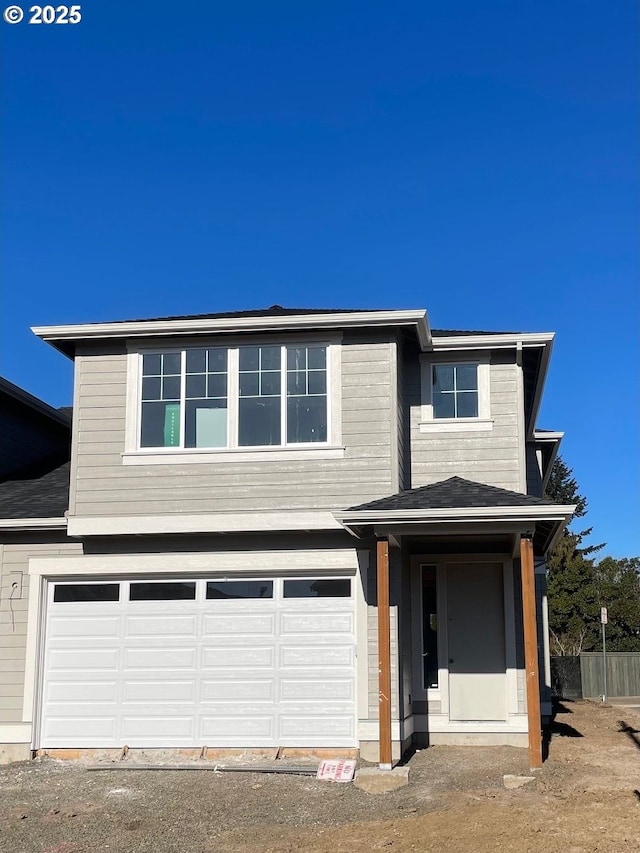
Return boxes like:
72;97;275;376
163;403;181;447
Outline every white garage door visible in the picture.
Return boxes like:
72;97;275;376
40;577;356;749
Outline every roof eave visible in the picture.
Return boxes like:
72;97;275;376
430;332;555;352
0;517;67;531
334;504;576;525
32;310;432;356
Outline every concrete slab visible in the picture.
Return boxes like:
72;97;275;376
503;774;536;789
354;766;410;794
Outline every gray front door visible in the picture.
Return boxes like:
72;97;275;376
446;562;507;721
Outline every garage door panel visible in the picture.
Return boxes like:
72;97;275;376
202;679;275;701
280;646;354;667
280;679;354;701
45;681;119;702
123;680;197;702
126;615;197;637
281;613;353;635
200;716;275;739
48;616;120;638
122;716;195;739
279;715;355;739
203;614;276;635
43;717;117;740
48;648;119;670
203;646;274;668
125;648;197;669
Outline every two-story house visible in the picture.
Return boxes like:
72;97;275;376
0;307;574;768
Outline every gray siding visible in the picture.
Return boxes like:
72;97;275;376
366;559;400;721
72;334;397;518
0;537;83;724
406;352;522;492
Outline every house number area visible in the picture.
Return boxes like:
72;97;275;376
3;5;81;24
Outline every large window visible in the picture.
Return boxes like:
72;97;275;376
139;344;328;450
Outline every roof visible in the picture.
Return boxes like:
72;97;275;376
0;377;71;428
0;460;70;519
346;477;553;512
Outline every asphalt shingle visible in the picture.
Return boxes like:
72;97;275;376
0;461;70;519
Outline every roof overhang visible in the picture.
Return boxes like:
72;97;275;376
532;430;564;491
334;503;576;555
0;517;67;532
32;309;432;358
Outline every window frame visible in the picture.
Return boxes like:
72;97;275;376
124;336;344;462
419;353;493;432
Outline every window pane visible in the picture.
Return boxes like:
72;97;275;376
456;364;478;391
54;584;119;603
186;349;206;374
186;374;206;399
287;347;307;370
283;579;351;598
433;365;454;392
207;348;227;371
207;374;227;398
130;582;196;601
206;580;273;599
162;376;181;400
260;371;281;396
307;371;326;395
422;566;438;689
456;391;478;418
432;391;455;419
185;400;227;448
239;347;259;371
239;372;259;397
287;396;327;443
141;401;181;447
142;353;162;376
163;352;181;375
260;346;280;370
308;347;326;370
239;397;281;446
287;371;307;395
142;376;162;401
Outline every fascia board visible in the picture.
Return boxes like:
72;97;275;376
334;504;577;526
431;332;555;352
526;337;554;439
533;431;564;442
32;310;431;350
0;517;67;531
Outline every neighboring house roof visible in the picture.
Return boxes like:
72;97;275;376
0;377;71;428
0;460;70;519
346;477;553;512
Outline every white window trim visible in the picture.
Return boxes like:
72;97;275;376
124;336;343;463
419;352;492;432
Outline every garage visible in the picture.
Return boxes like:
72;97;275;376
39;576;356;749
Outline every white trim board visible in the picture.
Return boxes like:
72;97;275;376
0;724;32;743
67;510;344;537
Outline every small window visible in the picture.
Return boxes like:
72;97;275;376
206;580;273;599
53;583;120;603
129;582;196;601
432;363;478;419
283;578;351;598
422;566;439;689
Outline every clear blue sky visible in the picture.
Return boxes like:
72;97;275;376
1;2;637;556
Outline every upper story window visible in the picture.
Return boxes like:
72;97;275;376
420;354;492;432
432;363;478;419
139;344;328;450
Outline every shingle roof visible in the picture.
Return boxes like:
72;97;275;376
346;477;553;512
0;460;70;519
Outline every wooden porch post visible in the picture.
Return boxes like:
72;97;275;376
376;537;393;769
520;534;542;770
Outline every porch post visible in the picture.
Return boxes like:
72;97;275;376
520;534;542;770
376;537;393;769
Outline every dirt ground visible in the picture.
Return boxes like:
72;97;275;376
2;700;639;853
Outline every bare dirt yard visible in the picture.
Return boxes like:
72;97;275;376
2;700;639;853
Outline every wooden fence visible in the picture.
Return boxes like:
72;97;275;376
580;652;640;699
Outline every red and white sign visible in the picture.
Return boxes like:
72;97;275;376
601;607;608;625
316;759;356;783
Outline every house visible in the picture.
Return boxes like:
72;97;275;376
0;307;574;768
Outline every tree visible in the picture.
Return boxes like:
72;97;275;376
545;457;640;654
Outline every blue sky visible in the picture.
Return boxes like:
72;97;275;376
1;2;637;555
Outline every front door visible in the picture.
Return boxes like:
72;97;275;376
446;562;507;721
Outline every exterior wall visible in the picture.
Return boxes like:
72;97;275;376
71;332;397;519
525;444;543;497
0;536;83;728
0;397;70;478
405;347;523;492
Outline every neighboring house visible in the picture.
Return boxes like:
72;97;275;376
0;307;574;768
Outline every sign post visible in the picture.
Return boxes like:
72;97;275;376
600;606;608;703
